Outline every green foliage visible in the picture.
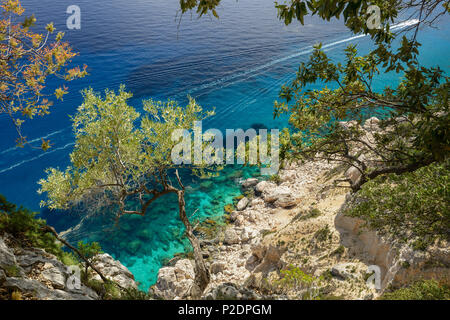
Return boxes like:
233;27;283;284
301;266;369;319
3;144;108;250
0;194;92;268
271;2;449;192
0;0;88;148
178;4;450;189
180;2;449;210
118;287;153;300
102;281;121;300
84;279;121;300
76;241;102;281
4;265;20;277
77;241;102;261
332;245;345;256
37;87;216;294
268;174;281;185
38;86;216;217
236;127;290;172
314;225;332;242
274;41;448;189
10;290;22;300
308;208;322;218
379;280;450;300
272;265;324;299
0;194;63;258
273;0;425;47
179;0;221;18
321;269;333;281
345;161;450;249
59;252;78;266
277;265;318;287
292;207;323;222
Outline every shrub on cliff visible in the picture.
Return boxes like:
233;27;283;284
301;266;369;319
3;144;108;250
77;241;102;280
344;161;450;250
0;194;82;266
380;280;450;300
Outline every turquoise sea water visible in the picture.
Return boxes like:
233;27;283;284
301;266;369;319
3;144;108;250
0;1;448;290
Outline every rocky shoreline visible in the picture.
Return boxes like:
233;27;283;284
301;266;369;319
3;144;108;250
0;234;137;300
2;157;448;300
150;159;366;299
1;118;448;300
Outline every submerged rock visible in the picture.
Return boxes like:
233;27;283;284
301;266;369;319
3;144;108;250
200;180;214;191
127;240;142;254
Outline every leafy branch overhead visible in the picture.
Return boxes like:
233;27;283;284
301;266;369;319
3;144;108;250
274;40;448;191
179;0;449;88
0;0;88;149
179;1;449;36
267;1;450;191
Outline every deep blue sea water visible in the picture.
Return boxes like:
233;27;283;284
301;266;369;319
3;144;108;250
0;0;449;290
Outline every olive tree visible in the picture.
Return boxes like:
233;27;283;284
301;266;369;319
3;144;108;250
38;86;216;296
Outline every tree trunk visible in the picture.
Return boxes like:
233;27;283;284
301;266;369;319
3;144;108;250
176;189;210;298
351;158;434;192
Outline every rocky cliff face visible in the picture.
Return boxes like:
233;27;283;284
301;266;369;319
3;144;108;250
0;233;136;300
335;201;450;292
